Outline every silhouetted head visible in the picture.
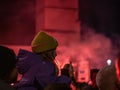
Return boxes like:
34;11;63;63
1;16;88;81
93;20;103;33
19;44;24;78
0;45;18;83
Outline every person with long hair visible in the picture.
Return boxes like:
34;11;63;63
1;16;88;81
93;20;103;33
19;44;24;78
14;31;71;90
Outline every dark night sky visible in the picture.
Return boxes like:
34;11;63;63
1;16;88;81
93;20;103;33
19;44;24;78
78;0;120;48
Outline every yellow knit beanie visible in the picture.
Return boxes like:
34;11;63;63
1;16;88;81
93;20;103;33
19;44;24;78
31;31;58;53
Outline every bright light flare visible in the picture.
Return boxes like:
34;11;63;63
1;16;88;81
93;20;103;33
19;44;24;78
107;59;112;65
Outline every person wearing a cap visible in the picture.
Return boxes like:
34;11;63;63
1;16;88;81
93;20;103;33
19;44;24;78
14;31;71;90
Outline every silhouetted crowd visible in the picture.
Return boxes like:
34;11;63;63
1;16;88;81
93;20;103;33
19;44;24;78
0;31;120;90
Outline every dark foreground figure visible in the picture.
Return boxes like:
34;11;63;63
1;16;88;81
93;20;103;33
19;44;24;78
0;45;18;90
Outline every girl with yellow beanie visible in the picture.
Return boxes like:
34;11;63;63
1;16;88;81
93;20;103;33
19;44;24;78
14;31;71;90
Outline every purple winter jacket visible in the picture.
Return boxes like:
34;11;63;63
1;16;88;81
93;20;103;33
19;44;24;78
14;49;71;90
